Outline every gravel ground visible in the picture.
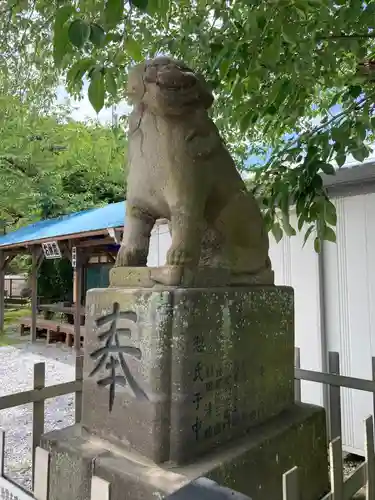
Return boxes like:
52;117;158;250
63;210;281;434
0;341;76;491
0;338;368;497
343;454;366;499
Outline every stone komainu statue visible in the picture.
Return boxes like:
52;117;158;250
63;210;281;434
115;56;274;285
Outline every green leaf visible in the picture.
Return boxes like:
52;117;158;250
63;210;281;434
219;57;231;79
68;19;90;49
314;237;321;253
324;199;337;226
320;162;335;175
278;188;289;215
53;5;75;66
303;225;314;247
331;123;350;144
67;58;96;88
351;144;369;163
89;23;106;47
88;71;105;113
160;0;171;16
53;27;70;67
130;0;148;9
311;174;323;190
297;214;305;231
105;32;123;43
105;70;117;98
263;37;281;66
282;25;298;45
125;37;143;62
295;6;307;19
273;80;291;109
282;215;296;236
328;93;341;109
309;201;321;220
356;122;367;142
146;0;159;14
348;85;362;98
263;209;273;227
55;5;75;28
271;222;283;243
104;0;124;28
240;110;253;133
336;153;346;168
323;225;336;243
296;196;305;217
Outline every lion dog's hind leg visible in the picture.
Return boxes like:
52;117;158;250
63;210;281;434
214;191;270;274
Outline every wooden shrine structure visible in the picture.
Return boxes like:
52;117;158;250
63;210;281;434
0;202;126;351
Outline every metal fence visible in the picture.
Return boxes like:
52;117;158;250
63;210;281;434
4;276;27;299
1;348;375;499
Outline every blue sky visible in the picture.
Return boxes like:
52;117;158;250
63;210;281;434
55;81;130;124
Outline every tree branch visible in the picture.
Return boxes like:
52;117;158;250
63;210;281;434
319;33;375;40
264;96;369;170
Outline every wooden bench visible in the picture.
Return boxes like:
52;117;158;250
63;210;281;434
59;323;85;348
19;317;63;343
19;317;85;347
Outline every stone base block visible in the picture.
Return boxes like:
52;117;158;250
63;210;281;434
40;403;329;500
83;285;294;463
110;265;274;287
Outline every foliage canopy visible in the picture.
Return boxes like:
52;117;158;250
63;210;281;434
0;92;126;295
0;94;126;229
3;0;375;248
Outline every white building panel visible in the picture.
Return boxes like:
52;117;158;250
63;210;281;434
324;193;375;454
269;211;324;407
146;165;375;456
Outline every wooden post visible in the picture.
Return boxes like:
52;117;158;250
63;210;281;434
74;248;82;352
73;268;77;303
32;362;45;490
329;437;343;499
366;415;375;500
294;347;302;402
371;357;375;431
282;466;299;500
30;247;44;343
0;251;4;333
31;247;38;342
328;351;342;441
34;447;50;500
91;476;110;500
75;355;83;423
0;430;4;477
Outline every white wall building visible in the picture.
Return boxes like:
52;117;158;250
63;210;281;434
148;160;375;456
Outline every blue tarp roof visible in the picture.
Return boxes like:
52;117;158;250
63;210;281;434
0;201;126;249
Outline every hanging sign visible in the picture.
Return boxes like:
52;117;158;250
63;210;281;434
41;241;61;260
71;247;77;268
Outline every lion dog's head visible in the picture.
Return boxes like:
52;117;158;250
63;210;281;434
127;56;214;115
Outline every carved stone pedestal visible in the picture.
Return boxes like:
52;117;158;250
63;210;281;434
40;276;329;500
41;403;328;500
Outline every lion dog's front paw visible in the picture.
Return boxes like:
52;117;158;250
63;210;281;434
166;243;195;266
115;245;148;267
